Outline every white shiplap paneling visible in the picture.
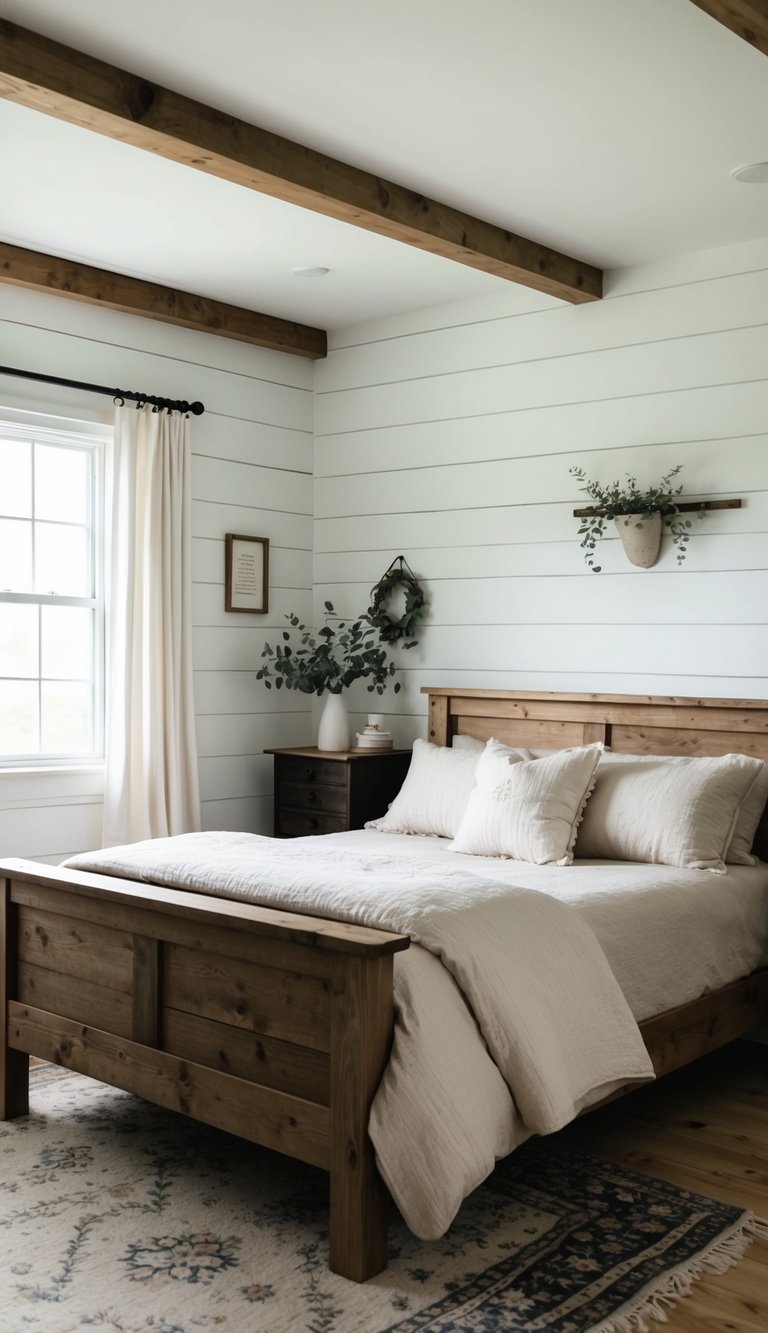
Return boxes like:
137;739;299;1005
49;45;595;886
315;236;768;745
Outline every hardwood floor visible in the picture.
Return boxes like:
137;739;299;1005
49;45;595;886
557;1039;768;1332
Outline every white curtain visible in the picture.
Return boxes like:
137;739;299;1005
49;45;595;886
103;404;201;846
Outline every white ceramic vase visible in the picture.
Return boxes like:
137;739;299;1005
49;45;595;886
614;512;663;568
317;691;350;752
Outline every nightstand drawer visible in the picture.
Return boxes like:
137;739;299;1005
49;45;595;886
280;781;347;814
267;747;411;839
277;808;347;837
277;756;346;787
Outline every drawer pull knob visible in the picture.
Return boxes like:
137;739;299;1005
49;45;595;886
305;766;315;781
308;791;317;803
308;817;318;830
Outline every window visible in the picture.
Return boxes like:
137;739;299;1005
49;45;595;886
0;414;106;766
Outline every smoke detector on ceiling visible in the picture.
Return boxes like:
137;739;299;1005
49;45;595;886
730;162;768;183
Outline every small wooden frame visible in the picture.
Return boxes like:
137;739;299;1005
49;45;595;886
2;688;768;1281
225;533;269;614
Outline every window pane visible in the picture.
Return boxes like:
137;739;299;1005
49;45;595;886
0;439;32;518
0;680;39;755
35;444;89;524
0;518;33;592
0;603;38;677
41;605;91;679
35;523;89;596
41;681;91;753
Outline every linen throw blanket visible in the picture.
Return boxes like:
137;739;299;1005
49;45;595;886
67;832;654;1237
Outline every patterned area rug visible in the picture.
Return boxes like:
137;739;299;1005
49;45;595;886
1;1065;765;1333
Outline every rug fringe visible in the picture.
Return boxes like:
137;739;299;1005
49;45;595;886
592;1213;768;1333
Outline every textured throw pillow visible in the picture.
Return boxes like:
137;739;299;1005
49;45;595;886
450;740;602;865
575;751;765;872
727;762;768;865
366;739;500;839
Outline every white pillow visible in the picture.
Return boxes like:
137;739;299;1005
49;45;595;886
453;733;533;760
452;734;485;753
366;739;497;839
575;751;764;872
727;763;768;865
451;741;602;865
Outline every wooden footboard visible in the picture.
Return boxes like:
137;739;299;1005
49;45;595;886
0;859;408;1283
3;854;767;1283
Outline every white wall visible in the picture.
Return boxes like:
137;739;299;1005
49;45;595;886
0;287;314;860
4;230;768;858
314;235;768;745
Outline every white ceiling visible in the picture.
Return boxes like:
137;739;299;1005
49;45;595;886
0;0;767;331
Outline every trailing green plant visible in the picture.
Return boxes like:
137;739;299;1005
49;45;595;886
256;601;402;696
569;464;703;572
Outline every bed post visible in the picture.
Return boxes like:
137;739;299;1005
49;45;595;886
329;951;394;1281
1;879;29;1119
428;693;449;746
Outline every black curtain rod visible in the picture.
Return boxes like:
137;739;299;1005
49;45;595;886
0;365;205;416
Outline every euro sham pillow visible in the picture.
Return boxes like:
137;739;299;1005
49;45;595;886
366;738;507;839
452;733;534;760
450;740;602;865
575;751;765;872
451;734;485;753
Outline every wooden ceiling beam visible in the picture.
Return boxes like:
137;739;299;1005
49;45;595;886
0;241;327;360
0;20;602;305
689;1;768;57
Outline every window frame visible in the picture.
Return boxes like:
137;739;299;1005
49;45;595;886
0;410;108;770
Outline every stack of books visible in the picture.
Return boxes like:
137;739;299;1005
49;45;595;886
354;724;394;751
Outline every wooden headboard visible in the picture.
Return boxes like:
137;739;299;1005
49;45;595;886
423;688;768;858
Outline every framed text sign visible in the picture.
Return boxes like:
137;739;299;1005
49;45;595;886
225;533;269;613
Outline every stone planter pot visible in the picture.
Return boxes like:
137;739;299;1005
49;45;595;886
317;691;350;751
614;512;663;568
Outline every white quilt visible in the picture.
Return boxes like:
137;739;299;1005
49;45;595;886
67;830;653;1239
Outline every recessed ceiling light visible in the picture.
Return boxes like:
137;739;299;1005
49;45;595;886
290;266;330;278
730;162;768;184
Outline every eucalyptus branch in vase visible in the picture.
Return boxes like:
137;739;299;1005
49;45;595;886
256;601;402;696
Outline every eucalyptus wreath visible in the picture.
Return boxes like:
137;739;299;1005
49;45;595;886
367;558;425;647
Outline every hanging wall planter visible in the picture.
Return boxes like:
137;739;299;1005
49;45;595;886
569;464;707;573
614;512;663;568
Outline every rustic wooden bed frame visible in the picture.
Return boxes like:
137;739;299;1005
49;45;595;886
2;689;768;1283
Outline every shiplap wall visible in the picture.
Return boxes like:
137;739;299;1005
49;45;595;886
314;235;768;745
4;230;768;855
0;286;313;860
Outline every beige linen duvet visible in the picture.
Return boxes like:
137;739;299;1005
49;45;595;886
67;829;768;1239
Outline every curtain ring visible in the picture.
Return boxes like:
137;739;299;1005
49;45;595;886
113;393;125;407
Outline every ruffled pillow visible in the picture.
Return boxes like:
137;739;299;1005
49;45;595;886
450;740;602;865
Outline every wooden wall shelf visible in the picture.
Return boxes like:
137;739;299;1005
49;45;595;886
572;498;743;518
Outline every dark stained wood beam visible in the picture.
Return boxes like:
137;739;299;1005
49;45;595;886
689;0;768;56
0;242;327;360
0;20;602;305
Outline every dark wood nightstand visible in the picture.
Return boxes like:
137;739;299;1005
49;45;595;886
265;746;412;837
